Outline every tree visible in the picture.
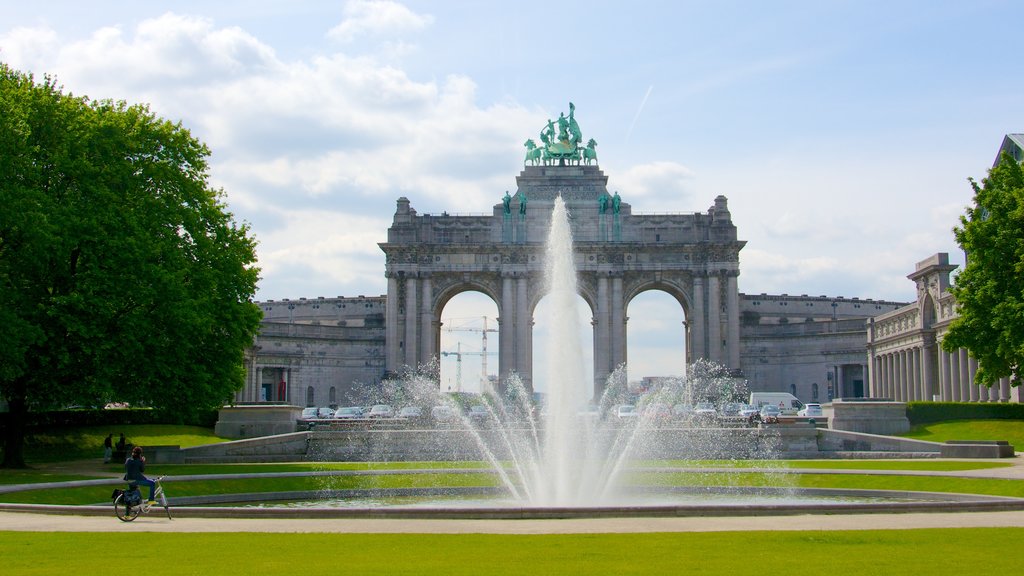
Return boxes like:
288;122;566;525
0;63;262;467
942;152;1024;391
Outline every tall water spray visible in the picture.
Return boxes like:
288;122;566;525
538;195;589;504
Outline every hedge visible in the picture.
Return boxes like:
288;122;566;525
906;402;1024;425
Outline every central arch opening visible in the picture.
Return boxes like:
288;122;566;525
438;290;499;395
626;290;687;386
533;294;595;406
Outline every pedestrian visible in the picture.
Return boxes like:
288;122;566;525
103;434;113;464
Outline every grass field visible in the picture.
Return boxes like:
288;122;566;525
2;529;1022;575
903;419;1024;448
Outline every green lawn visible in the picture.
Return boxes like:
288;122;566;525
2;529;1021;575
902;419;1024;448
17;424;229;462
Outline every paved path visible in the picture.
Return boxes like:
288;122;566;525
2;510;1024;533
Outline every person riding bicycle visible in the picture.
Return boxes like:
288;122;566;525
124;446;157;505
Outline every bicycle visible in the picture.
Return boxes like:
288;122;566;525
112;476;171;521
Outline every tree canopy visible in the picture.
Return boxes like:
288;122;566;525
0;63;262;467
942;152;1024;390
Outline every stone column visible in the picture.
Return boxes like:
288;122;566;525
911;348;921;401
922;342;936;401
420;275;434;363
938;349;951;401
516;277;530;390
726;273;741;369
950;349;962;401
691;276;706;360
500;274;515;383
611;275;626;369
385;275;400;372
594;275;611;394
254;366;263;403
404;276;418;367
1000;377;1011;403
958;349;970;402
707;274;722;364
968;356;979;402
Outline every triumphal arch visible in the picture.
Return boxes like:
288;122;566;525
379;104;744;396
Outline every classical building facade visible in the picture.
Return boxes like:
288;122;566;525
379;165;744;398
866;253;1021;403
740;294;906;402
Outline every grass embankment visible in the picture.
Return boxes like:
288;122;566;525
902;419;1024;448
2;529;1022;575
18;424;228;462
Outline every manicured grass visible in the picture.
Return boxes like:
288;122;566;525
20;424;229;462
902;419;1024;448
6;467;1024;505
2;529;1022;575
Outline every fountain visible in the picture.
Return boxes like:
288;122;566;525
305;196;788;508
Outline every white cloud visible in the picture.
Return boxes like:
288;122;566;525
614;161;696;207
327;0;434;43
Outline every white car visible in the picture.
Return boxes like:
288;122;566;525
367;404;394;418
798;403;823;417
615;404;638;419
334;406;364;419
300;407;319;420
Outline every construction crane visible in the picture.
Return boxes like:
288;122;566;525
440;342;496;392
441;316;498;388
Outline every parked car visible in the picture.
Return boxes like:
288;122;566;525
758;404;782;423
317;406;335;419
397;406;424;420
334;406;365;419
467;405;490;422
367;404;394;418
643;402;673;422
798;403;823;417
300;407;319;420
615;404;638;419
720;402;742;417
672;403;694;420
692;402;717;420
738;404;759;418
431;405;458;424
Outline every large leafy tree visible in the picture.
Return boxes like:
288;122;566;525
0;63;262;467
942;152;1024;390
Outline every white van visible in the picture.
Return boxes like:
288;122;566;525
748;392;804;416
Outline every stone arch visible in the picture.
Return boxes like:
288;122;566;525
623;279;692;378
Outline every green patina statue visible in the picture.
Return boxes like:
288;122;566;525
598;192;609;214
612;191;621;214
519;190;528;215
503;191;512;215
536;101;588;165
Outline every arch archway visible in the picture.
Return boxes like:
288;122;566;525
625;289;687;384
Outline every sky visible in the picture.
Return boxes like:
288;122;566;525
3;1;1021;393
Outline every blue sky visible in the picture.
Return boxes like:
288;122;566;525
3;1;1021;391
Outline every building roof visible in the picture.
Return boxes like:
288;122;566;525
994;134;1024;167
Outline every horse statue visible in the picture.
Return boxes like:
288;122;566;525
582;139;598;165
524;139;543;166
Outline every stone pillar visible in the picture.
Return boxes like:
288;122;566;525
911;348;921;401
950;349;962;402
691;276;706;360
968;356;979;402
404;276;418;367
939;349;951;401
386;275;400;372
707;274;722;364
500;274;515;383
594;275;611;394
726;273;741;369
1000;377;1011;403
254;366;263;403
611;275;626;369
516;277;530;390
922;342;936;401
420;275;434;363
958;349;970;402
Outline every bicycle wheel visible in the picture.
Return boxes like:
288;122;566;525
114;494;139;522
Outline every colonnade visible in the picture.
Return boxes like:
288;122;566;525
872;344;1012;402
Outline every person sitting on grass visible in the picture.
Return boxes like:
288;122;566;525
124;446;157;505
